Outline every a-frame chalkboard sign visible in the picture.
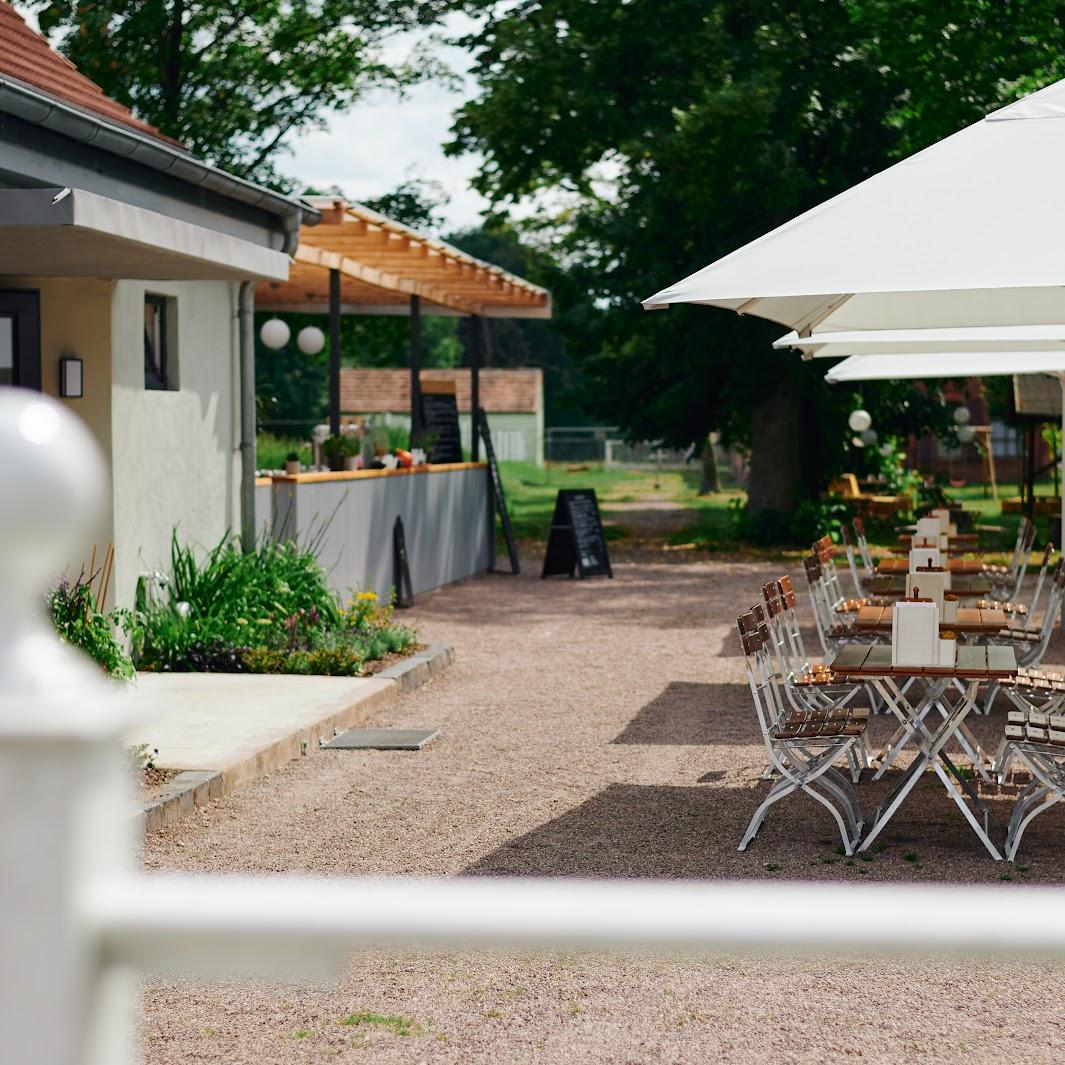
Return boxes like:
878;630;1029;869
476;407;520;575
393;515;414;608
541;489;613;579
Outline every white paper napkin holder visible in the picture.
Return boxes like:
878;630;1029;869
910;547;941;570
916;516;942;542
907;568;951;614
892;594;940;667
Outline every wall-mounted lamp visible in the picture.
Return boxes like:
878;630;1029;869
59;356;83;399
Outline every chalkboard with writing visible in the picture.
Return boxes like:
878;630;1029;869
541;489;613;580
477;408;520;574
419;380;463;464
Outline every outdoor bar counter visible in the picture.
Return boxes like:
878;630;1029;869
263;462;492;599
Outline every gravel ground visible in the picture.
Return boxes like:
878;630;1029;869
141;555;1065;1064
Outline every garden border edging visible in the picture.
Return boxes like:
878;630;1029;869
138;643;455;834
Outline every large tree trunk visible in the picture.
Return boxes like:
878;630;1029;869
746;368;803;520
698;434;720;495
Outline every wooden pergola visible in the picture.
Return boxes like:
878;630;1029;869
256;198;552;453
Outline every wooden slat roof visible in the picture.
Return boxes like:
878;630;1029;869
256;198;551;319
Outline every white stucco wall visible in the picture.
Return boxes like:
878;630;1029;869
109;279;241;608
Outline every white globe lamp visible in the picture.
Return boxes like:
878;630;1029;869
259;318;290;350
956;425;975;445
297;326;326;356
848;409;872;433
953;405;971;425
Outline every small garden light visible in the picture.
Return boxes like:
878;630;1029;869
297;325;326;355
259;318;290;350
953;405;971;425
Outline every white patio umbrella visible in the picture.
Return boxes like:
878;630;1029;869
823;351;1065;383
775;325;1065;359
642;78;1065;335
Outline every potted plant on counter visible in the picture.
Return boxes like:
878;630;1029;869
322;433;358;472
285;451;301;475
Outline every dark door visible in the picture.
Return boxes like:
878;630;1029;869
0;289;41;390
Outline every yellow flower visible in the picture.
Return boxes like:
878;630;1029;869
356;591;377;602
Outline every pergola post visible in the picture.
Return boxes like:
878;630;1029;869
469;315;481;462
328;267;341;436
410;294;423;438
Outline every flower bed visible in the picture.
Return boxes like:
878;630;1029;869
132;533;416;676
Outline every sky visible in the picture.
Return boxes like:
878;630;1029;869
288;15;490;234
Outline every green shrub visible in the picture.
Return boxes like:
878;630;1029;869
135;532;415;675
49;575;134;680
257;432;312;470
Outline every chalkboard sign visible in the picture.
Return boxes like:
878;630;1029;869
419;379;463;464
393;515;414;608
541;489;613;579
477;407;520;574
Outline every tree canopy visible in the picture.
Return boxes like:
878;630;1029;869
446;0;1065;524
22;0;447;186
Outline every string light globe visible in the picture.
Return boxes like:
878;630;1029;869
953;406;971;425
297;326;325;355
259;318;290;350
956;425;975;444
848;409;872;433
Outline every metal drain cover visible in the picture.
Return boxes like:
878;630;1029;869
322;728;439;751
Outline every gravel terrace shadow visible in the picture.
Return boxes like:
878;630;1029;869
612;681;753;745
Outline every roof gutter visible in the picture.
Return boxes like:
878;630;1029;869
0;73;318;248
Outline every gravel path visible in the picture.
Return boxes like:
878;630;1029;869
141;556;1065;1063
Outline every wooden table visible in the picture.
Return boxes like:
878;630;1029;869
828;642;1017;859
865;574;991;597
876;558;985;575
853;604;1009;635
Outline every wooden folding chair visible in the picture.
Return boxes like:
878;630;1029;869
737;608;867;855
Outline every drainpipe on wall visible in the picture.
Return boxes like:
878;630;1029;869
238;279;257;553
239;207;307;552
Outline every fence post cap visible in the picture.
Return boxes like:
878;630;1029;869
0;389;129;739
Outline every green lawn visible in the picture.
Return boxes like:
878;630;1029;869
496;462;1060;558
496;461;743;544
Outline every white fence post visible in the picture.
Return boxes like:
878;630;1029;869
0;391;136;1065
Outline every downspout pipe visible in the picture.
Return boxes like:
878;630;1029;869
239;208;307;552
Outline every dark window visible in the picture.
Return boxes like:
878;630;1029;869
144;295;169;390
0;289;41;390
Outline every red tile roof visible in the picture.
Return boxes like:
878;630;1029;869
0;3;183;147
341;368;543;415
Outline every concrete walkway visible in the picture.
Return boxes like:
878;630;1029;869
125;672;396;793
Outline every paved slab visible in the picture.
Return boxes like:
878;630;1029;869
125;672;397;794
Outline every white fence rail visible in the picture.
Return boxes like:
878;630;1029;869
604;439;690;468
1;391;1061;1065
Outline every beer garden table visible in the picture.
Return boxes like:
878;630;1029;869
865;573;991;597
853;604;1011;635
828;643;1018;859
876;558;985;575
